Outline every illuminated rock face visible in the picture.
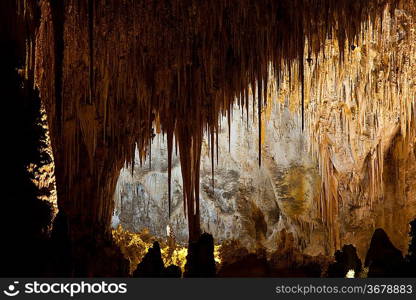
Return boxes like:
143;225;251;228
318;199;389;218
114;103;322;249
32;0;415;245
114;5;416;258
115;97;416;258
303;7;416;257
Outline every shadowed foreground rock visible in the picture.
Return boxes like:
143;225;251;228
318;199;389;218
133;242;181;278
184;233;216;277
3;0;416;277
327;244;362;277
218;254;270;277
218;232;325;277
365;229;405;277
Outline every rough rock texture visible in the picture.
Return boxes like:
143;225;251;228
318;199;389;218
217;230;327;277
115;90;415;260
6;0;415;276
2;0;58;277
218;254;271;277
33;0;414;247
184;233;216;277
306;7;416;257
133;241;182;278
114;103;325;255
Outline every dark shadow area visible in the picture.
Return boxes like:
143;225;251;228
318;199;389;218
133;241;181;278
184;233;217;277
327;244;362;277
365;228;406;277
2;0;415;279
1;1;53;276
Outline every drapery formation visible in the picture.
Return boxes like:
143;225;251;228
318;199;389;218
9;0;414;245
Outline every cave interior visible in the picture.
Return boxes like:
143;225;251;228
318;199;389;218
2;0;416;277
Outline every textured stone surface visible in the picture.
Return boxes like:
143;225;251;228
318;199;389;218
33;0;414;245
7;0;415;277
113;102;326;253
114;72;416;260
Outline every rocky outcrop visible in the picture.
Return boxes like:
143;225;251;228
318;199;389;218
327;245;362;277
5;0;415;276
365;229;405;277
218;230;326;277
2;0;56;277
405;219;416;276
33;0;413;248
133;241;182;278
113;103;324;255
114;99;416;260
184;233;216;277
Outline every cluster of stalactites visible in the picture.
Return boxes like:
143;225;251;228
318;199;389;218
30;0;413;238
302;4;416;250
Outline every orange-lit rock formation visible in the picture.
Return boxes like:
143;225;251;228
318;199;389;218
5;0;415;275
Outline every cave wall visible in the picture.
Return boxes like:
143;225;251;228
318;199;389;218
305;7;416;257
1;0;57;276
114;102;325;254
114;5;416;259
114;95;415;259
32;0;409;246
0;0;406;277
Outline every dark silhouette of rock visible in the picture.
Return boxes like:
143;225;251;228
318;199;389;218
218;254;270;277
404;218;416;277
50;212;73;276
408;219;416;262
184;233;216;277
162;265;182;278
365;228;405;277
294;262;322;278
2;18;55;276
327;244;362;277
269;251;324;277
219;247;323;277
133;242;165;277
265;230;326;277
133;241;182;277
327;251;345;277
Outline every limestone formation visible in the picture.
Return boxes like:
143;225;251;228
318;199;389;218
4;0;416;276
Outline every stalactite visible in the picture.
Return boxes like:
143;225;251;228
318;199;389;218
303;2;416;252
258;79;262;166
30;0;415;243
300;57;305;131
211;129;215;189
88;0;94;105
167;128;174;218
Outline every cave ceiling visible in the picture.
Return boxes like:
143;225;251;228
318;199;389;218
7;0;415;243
